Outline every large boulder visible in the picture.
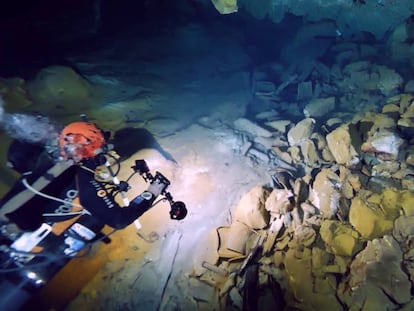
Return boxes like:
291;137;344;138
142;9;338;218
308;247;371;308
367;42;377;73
26;66;98;117
326;125;359;167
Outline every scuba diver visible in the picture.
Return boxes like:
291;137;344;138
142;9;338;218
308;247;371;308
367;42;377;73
0;119;187;310
1;120;187;242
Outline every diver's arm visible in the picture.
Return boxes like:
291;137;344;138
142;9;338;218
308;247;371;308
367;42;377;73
77;165;164;229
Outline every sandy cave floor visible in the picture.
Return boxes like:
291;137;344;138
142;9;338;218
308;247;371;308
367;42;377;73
28;121;272;311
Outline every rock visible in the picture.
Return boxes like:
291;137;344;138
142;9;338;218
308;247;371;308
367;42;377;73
309;169;341;219
288;146;302;163
255;109;279;120
192;228;220;276
271;146;293;164
325;118;343;131
381;103;400;119
287;118;315;146
371;161;400;178
284;248;342;310
339;166;360;199
300;139;321;168
393;215;414;250
349;197;394;239
233;186;270;229
265;120;291;133
265;189;294;216
225;221;251;254
26;65;97;117
376;65;404;96
233;118;273;138
217;227;246;259
361;130;405;161
319;220;362;257
297;81;313;101
303;97;336;118
211;0;238;14
347;235;411;305
292;225;317;247
0;77;32;113
326;125;359;167
188;277;216;302
404;80;414;93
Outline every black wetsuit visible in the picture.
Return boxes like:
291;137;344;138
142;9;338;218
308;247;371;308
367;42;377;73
0;142;155;231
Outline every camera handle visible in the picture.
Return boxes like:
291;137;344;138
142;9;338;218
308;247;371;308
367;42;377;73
132;160;187;220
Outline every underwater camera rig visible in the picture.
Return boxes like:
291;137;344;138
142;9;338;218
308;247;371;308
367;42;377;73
131;159;187;220
95;153;187;220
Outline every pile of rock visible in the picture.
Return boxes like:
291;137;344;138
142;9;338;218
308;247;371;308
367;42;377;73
191;92;414;310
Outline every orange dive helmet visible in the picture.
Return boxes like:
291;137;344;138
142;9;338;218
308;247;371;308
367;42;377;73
59;121;106;161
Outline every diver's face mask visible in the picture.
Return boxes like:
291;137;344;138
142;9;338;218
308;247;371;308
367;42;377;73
58;122;107;163
61;133;97;162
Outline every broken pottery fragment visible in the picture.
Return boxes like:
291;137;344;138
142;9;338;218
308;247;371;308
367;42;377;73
263;216;285;254
309;168;341;219
303;97;336;118
233;186;270;229
319;220;362;257
225;221;251;254
347;235;411;305
217;227;246;259
326;125;359;167
287;118;315;146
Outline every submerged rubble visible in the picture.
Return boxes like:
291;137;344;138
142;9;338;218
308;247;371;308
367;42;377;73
188;84;414;308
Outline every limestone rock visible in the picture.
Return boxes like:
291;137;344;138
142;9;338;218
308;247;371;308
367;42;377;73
211;0;238;14
376;65;404;97
309;169;341;219
287;118;315;146
361;130;404;161
393;215;414;250
347;235;411;305
233;118;272;138
349;197;393;239
0;77;32;113
404;80;414;93
192;228;220;276
265;120;291;133
225;221;251;254
320;220;362;257
300;139;321;168
26;66;97;117
233;186;270;229
326;125;359;167
265;188;293;216
303;97;336;118
284;248;342;310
